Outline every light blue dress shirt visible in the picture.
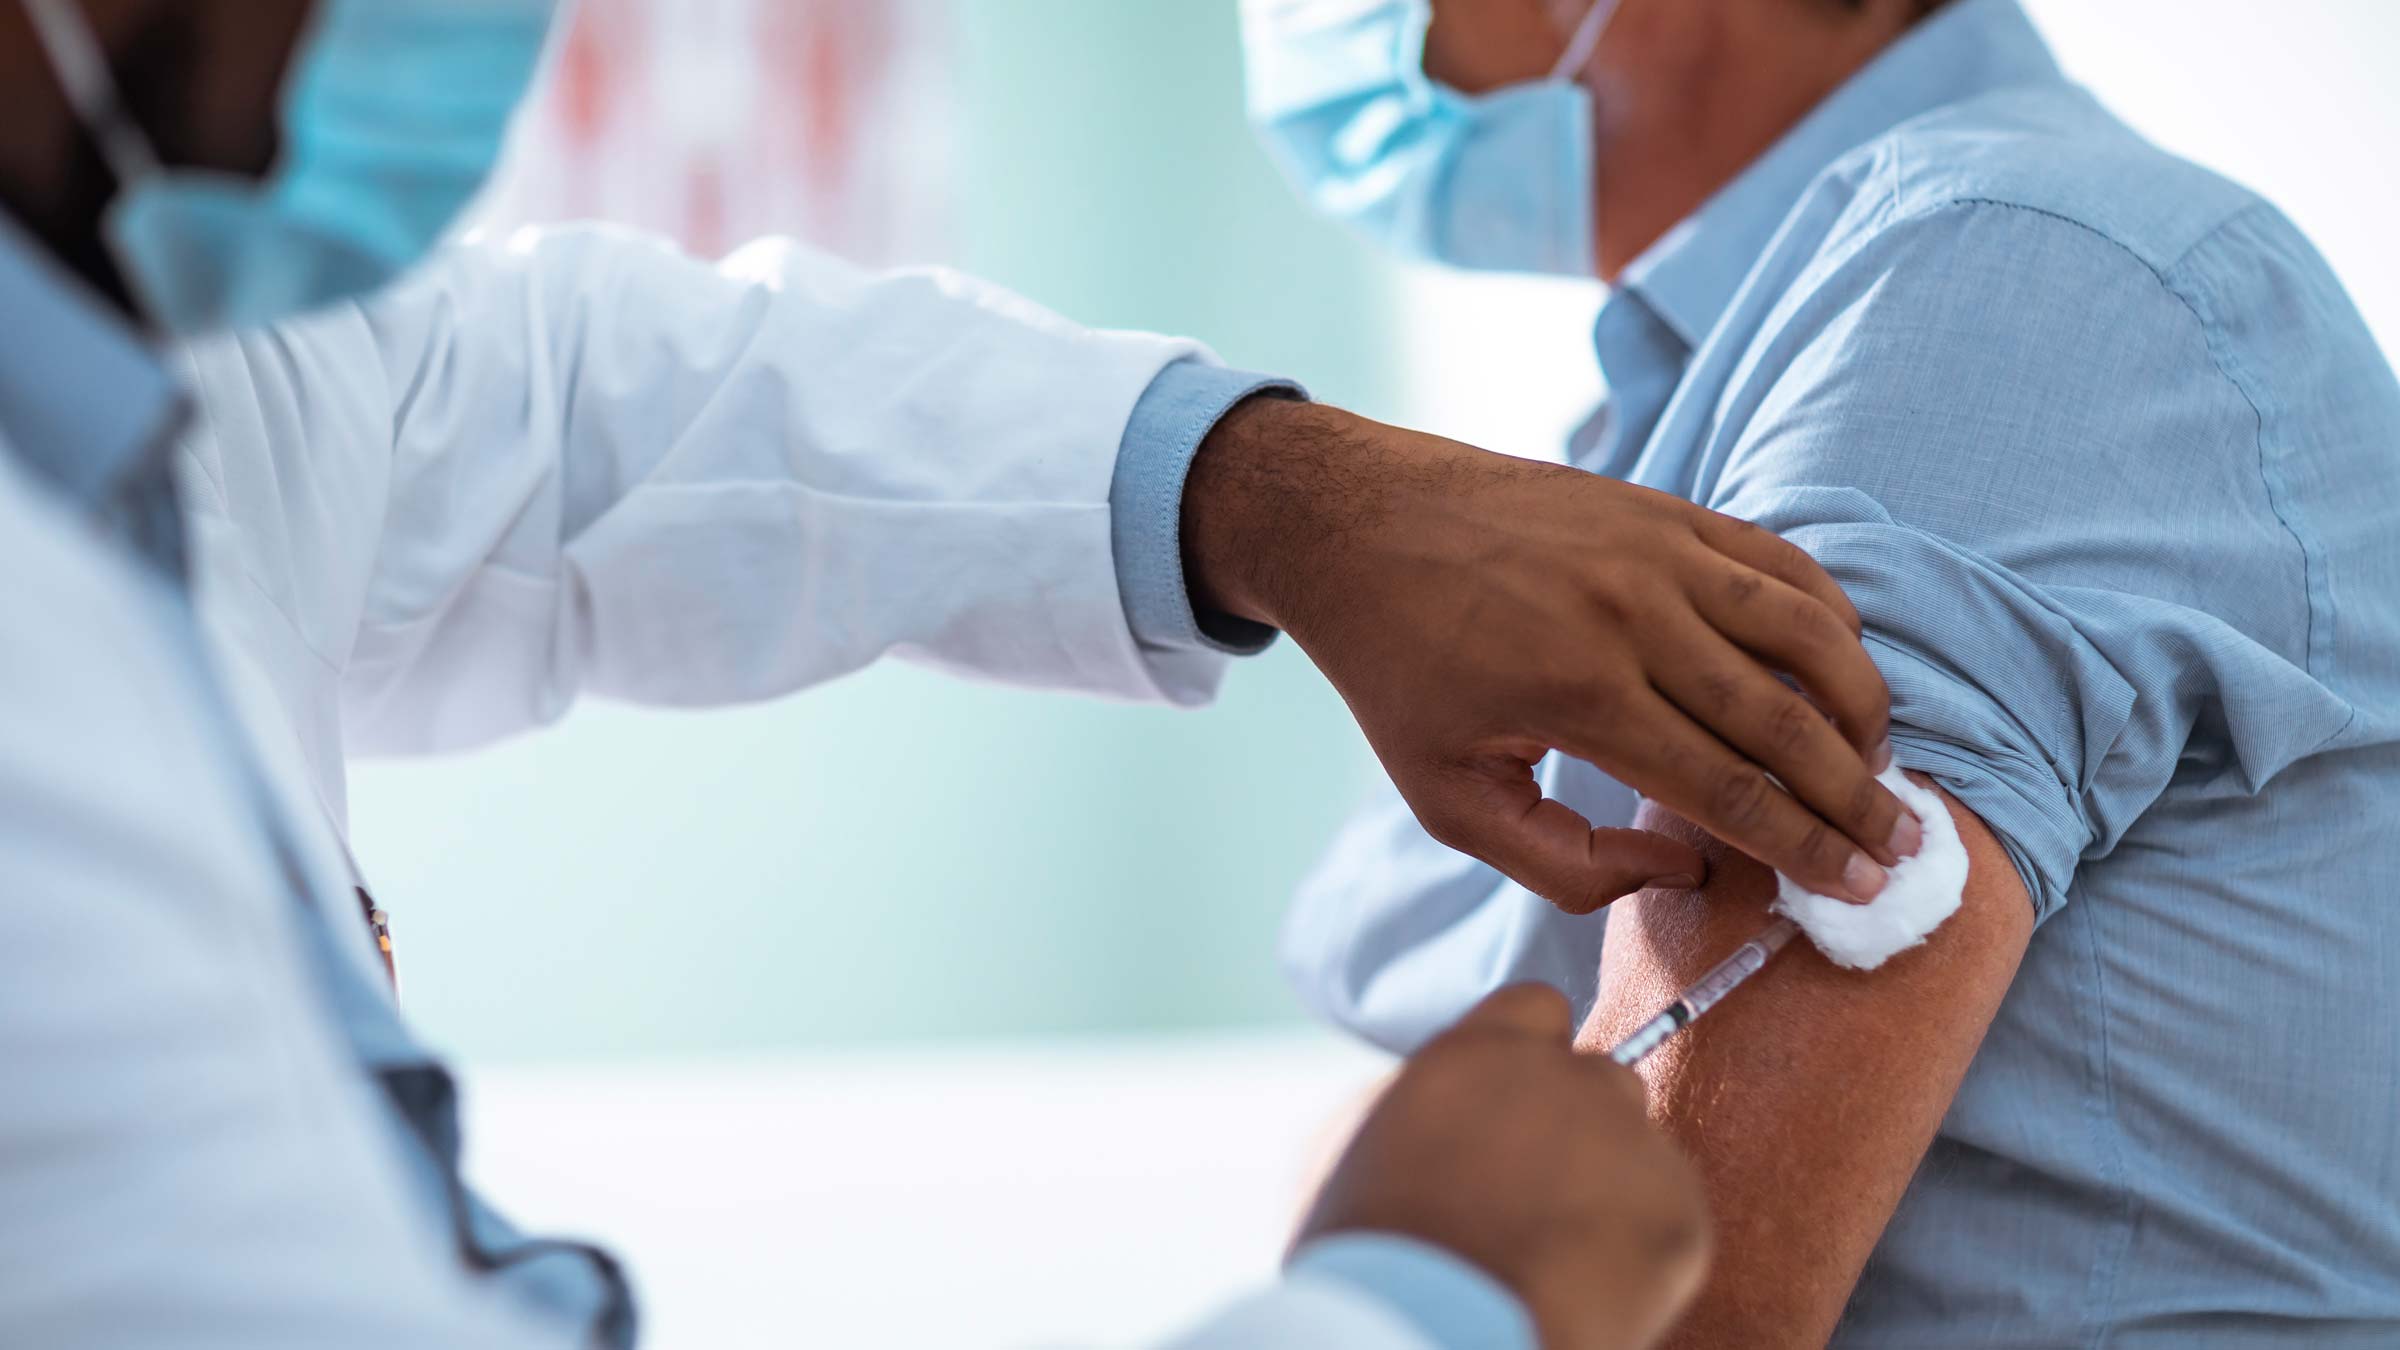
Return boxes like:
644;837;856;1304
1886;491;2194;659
1287;0;2400;1343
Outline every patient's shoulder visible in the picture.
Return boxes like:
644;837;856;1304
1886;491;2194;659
1751;80;2364;395
1838;85;2267;273
1763;82;2398;525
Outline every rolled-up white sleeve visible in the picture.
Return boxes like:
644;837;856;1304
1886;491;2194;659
198;225;1242;755
352;225;1232;750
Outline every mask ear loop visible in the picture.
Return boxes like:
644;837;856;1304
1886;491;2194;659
1550;0;1627;82
18;0;161;187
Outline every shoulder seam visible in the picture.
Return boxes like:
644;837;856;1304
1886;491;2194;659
1890;194;2254;276
1880;198;2327;683
2166;203;2337;687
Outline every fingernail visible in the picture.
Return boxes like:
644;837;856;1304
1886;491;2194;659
1872;738;1895;773
1888;810;1924;860
1843;854;1888;904
1646;874;1701;891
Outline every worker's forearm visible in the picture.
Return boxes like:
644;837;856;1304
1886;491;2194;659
1179;395;1418;635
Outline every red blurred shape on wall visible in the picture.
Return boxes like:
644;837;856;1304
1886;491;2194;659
480;0;950;266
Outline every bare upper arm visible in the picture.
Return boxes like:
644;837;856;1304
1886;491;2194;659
1574;776;2031;1348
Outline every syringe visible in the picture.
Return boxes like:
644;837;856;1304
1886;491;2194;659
1606;917;1801;1066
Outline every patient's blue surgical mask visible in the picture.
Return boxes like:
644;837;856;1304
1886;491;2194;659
1242;0;1621;275
20;0;552;335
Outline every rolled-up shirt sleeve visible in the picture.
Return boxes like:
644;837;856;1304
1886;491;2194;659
1705;200;2350;921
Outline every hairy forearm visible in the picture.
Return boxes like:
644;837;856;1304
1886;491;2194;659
1179;395;1462;635
1575;781;2030;1347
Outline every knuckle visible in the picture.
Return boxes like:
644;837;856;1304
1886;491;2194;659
1786;595;1842;652
1716;512;1768;545
1849;692;1895;750
1796;819;1845;872
1770;534;1816;573
1693;670;1741;717
1420;808;1473;854
1848;775;1894;831
1406;787;1477;854
1575;676;1625;729
1586;583;1638;629
1833;590;1866;635
1738;518;1800;570
1709;764;1778;834
1723;567;1765;609
1764;695;1821;757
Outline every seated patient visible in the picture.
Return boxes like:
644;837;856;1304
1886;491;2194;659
1264;0;2400;1344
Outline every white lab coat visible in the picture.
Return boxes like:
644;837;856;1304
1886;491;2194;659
173;224;1231;826
0;226;1442;1348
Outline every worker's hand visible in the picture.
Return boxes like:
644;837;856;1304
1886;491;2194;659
1182;396;1915;911
1294;985;1710;1350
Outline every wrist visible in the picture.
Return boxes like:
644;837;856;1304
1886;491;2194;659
1180;395;1393;634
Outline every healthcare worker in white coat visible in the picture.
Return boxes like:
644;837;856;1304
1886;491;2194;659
0;1;1909;1347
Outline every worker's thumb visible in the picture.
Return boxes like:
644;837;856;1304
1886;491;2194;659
1406;755;1708;915
1449;983;1578;1042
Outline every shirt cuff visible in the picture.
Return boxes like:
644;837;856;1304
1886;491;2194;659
1289;1233;1537;1350
1109;359;1304;656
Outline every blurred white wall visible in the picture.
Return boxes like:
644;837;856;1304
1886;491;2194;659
468;1033;1387;1349
2022;0;2400;359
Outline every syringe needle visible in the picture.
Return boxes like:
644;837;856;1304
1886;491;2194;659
1607;917;1801;1067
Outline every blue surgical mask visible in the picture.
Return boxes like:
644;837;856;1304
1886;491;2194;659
21;0;553;335
1241;0;1621;276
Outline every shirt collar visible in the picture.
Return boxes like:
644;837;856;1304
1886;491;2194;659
1618;0;2067;350
0;213;183;508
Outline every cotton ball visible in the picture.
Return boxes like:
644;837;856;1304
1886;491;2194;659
1771;767;1969;971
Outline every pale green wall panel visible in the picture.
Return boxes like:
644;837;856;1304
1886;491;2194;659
349;0;1398;1062
947;1;1404;405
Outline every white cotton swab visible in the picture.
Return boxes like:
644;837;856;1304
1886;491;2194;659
1607;767;1973;1065
1770;767;1970;971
